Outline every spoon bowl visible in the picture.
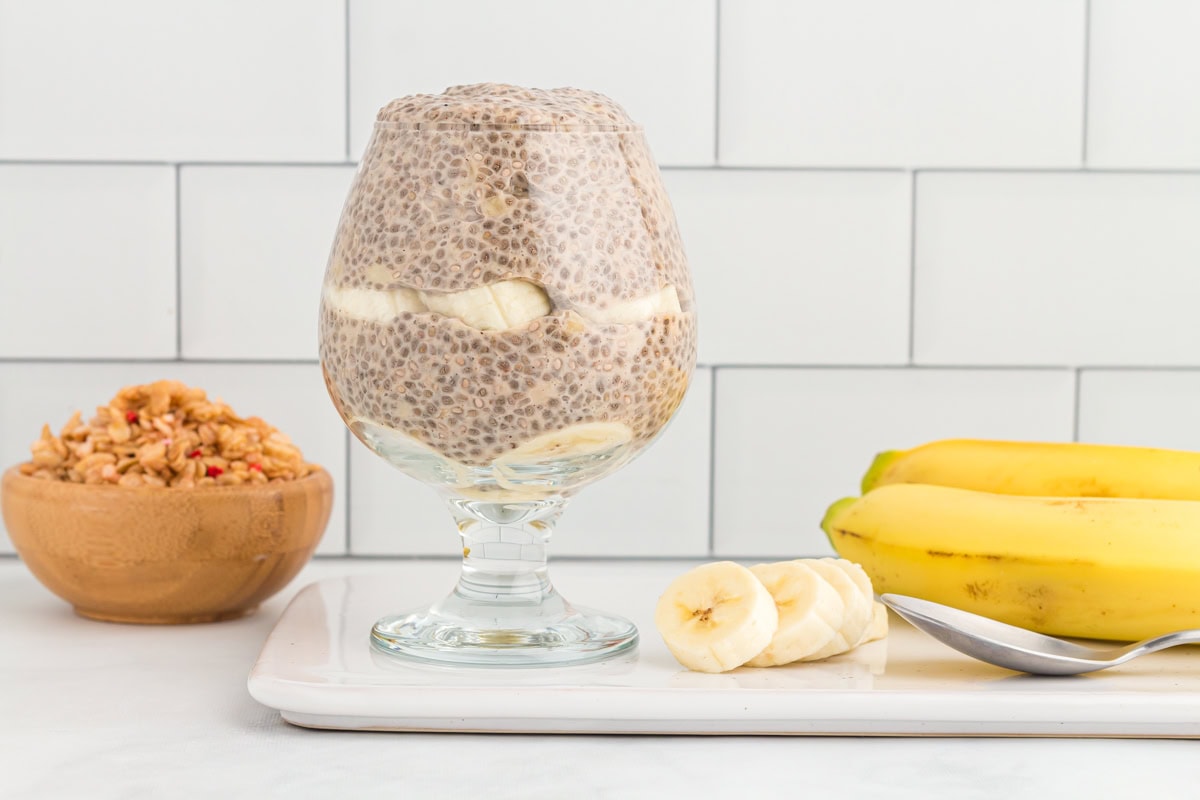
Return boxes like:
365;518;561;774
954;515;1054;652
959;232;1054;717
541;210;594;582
880;593;1200;676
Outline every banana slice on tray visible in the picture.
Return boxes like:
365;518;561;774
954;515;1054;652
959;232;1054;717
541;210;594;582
654;561;779;674
860;601;889;645
654;557;884;673
744;561;845;667
799;559;874;661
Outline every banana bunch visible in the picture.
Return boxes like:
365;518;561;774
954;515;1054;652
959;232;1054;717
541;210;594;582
825;439;1200;641
654;559;887;673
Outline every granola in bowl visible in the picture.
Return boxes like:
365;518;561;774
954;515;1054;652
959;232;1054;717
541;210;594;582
18;380;317;488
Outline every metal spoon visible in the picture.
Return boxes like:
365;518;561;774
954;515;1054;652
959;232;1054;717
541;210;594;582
880;593;1200;676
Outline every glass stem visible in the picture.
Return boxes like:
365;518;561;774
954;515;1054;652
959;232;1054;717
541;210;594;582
446;496;567;608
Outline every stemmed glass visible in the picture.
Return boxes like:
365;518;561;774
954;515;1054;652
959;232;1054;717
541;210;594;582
319;85;696;667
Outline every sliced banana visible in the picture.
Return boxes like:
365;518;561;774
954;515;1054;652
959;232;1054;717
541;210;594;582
324;280;682;328
321;285;424;323
490;279;555;326
859;601;889;645
492;422;633;491
654;561;779;674
744;561;845;667
323;279;550;330
797;558;874;661
581;285;682;324
419;279;551;330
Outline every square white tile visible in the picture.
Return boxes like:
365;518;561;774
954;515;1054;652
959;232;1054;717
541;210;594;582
712;368;1075;557
913;172;1200;366
348;0;716;165
719;0;1085;167
664;170;911;365
0;0;345;161
1088;0;1200;167
180;166;357;360
0;165;176;359
350;369;713;557
1078;370;1200;451
0;363;347;555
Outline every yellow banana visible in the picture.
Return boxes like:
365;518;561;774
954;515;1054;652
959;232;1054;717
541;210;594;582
822;483;1200;641
862;438;1200;500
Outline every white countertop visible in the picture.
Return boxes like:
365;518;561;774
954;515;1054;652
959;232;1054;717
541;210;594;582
2;557;1197;799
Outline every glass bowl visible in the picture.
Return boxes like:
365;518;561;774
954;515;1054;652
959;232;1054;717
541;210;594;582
319;84;697;667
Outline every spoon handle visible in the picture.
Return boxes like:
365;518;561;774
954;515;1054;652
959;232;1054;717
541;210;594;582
1124;628;1200;661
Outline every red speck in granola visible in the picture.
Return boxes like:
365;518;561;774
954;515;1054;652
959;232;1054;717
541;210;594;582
125;411;139;423
188;449;203;459
248;463;262;472
206;466;224;478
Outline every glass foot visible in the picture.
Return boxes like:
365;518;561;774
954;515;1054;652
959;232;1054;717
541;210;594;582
370;496;638;668
371;602;638;667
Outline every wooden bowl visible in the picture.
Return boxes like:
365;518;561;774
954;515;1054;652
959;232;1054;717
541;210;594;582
0;466;333;624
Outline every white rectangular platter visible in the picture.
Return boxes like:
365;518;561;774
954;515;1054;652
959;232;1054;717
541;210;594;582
248;562;1200;736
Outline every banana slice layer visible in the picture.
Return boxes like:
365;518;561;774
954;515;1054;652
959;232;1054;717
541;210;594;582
323;280;681;330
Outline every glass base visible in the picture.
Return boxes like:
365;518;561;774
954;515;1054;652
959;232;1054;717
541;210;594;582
370;496;638;668
371;601;638;668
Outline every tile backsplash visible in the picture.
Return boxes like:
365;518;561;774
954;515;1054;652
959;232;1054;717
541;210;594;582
1;0;1196;559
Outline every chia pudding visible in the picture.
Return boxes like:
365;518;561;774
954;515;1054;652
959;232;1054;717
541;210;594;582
319;84;696;497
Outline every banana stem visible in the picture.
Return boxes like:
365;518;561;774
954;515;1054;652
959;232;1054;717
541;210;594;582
861;450;902;494
821;496;860;543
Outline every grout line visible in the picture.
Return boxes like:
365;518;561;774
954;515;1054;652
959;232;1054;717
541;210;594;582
1072;368;1083;441
10;159;1200;175
878;166;1200;176
1081;0;1092;166
309;553;723;563
174;165;183;359
699;363;1089;371
344;0;352;161
0;551;815;563
712;0;721;165
9;358;1200;371
906;171;919;364
0;159;357;168
6;358;1200;372
0;159;176;167
344;428;353;555
707;367;718;556
663;165;908;174
0;357;319;367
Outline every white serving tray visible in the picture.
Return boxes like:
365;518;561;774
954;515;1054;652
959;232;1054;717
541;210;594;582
248;562;1200;736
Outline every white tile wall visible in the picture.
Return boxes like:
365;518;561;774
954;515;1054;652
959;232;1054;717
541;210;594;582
713;368;1075;557
0;363;347;555
1088;0;1200;167
913;172;1200;366
720;0;1086;167
348;0;716;165
0;0;346;162
350;369;713;557
0;165;176;359
4;3;1200;561
665;170;911;365
180;166;356;361
1078;371;1200;451
347;446;450;557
